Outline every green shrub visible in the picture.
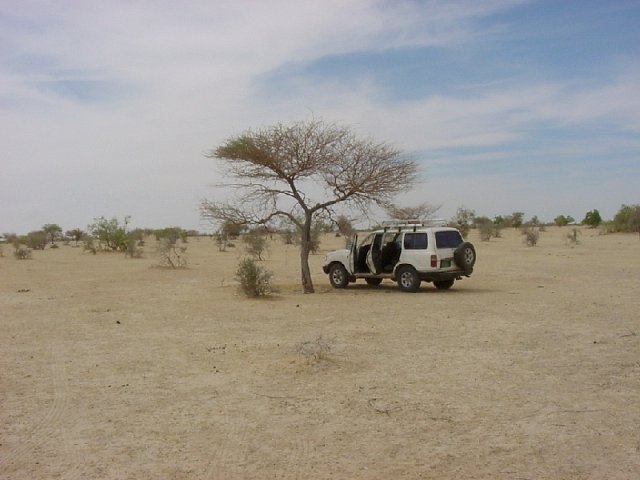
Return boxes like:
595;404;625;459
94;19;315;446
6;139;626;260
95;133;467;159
235;257;274;297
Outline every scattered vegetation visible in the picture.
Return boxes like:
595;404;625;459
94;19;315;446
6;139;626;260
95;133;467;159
611;204;640;237
521;226;540;246
13;245;32;260
474;216;502;241
157;237;187;268
243;230;269;260
450;207;475;238
567;227;581;245
554;215;575;227
235;257;274;297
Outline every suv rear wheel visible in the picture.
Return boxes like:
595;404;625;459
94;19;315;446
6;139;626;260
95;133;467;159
396;266;420;293
329;263;349;289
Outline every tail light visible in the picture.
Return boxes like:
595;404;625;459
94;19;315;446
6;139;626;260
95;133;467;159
430;255;437;267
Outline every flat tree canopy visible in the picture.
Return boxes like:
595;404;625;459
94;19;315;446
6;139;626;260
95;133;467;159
201;119;418;293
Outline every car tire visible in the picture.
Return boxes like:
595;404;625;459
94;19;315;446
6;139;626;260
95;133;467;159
396;266;420;293
454;242;476;275
434;279;455;290
365;277;383;287
328;263;349;289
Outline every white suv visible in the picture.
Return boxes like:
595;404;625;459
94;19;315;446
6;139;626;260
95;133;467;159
322;221;476;292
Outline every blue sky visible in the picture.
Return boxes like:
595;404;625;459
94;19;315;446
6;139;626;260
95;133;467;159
1;0;639;233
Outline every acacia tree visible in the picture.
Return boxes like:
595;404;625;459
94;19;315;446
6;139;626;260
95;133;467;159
201;120;418;293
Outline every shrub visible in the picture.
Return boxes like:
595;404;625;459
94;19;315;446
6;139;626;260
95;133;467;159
83;236;97;254
235;257;274;297
243;230;268;260
88;216;130;251
567;227;581;245
125;232;144;258
521;226;540;246
474;216;500;242
450;207;475;238
14;245;32;260
157;238;187;268
612;204;640;236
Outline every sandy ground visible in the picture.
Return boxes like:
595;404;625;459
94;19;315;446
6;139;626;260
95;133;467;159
1;226;639;479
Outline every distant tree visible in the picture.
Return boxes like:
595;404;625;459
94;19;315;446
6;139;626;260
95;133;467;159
450;207;475;238
612;204;640;237
3;233;18;244
474;216;497;241
582;209;602;227
554;215;569;227
384;202;441;222
566;215;575;224
42;224;62;245
66;228;85;246
243;230;268;260
335;215;355;237
511;212;525;229
88;216;130;251
20;231;47;250
201;119;418;293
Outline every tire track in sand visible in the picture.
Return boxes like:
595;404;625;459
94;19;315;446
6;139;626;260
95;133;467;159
0;345;82;479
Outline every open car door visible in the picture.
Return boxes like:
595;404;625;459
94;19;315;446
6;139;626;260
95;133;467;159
348;233;357;274
365;233;383;274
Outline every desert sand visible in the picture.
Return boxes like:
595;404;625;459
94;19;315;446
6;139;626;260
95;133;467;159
1;226;639;479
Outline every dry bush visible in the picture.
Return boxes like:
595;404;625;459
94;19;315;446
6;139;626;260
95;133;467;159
521;226;540;247
567;227;581;245
14;245;32;260
295;335;334;363
157;238;187;268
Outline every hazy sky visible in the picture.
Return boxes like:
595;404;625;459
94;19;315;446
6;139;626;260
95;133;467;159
1;0;639;233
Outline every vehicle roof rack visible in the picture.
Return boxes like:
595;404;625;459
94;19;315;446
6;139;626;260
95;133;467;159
381;218;448;231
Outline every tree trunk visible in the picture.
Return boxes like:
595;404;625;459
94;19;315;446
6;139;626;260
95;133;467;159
300;214;315;293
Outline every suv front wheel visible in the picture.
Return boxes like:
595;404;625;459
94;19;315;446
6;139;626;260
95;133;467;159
328;263;349;289
396;266;421;293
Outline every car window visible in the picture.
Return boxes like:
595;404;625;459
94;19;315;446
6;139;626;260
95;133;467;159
403;232;428;250
435;230;463;249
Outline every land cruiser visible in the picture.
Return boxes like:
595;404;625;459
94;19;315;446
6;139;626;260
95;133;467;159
322;221;476;292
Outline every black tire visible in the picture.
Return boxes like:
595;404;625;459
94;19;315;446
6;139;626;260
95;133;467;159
454;242;476;275
365;277;383;287
328;263;349;289
434;279;455;290
396;266;421;293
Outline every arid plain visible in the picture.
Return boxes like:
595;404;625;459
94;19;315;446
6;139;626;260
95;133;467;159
1;227;639;479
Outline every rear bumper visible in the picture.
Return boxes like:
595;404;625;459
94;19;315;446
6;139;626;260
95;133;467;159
417;269;471;282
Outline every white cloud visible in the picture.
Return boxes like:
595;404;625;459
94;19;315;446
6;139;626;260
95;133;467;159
0;0;638;232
